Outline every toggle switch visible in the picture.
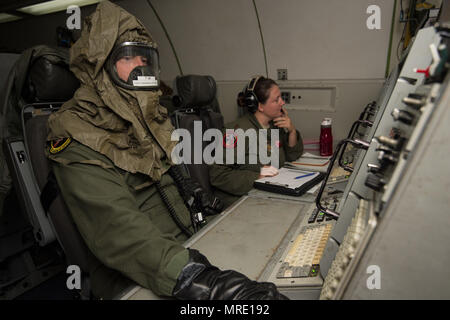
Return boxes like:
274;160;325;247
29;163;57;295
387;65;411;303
391;108;415;125
367;163;381;173
378;151;398;164
376;135;403;151
365;173;386;192
375;145;398;164
402;93;426;109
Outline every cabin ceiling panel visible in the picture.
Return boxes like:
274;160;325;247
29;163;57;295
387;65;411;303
149;0;266;81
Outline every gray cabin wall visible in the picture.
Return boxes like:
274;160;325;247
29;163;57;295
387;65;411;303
0;0;408;142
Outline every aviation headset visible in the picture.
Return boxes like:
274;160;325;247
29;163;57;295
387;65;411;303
243;75;263;113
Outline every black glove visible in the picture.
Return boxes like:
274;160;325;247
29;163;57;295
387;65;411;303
173;249;289;300
192;186;224;216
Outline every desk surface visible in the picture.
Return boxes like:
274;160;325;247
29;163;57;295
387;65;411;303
120;194;316;300
118;173;347;300
187;196;309;280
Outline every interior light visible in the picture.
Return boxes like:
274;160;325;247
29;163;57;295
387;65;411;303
0;13;22;23
17;0;103;16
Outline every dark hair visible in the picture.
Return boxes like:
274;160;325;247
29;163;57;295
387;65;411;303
254;77;277;105
237;91;246;108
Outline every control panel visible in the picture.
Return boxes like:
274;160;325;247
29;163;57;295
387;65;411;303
319;26;444;263
317;24;450;299
119;24;450;301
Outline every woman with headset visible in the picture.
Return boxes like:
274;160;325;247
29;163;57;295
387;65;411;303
209;76;304;207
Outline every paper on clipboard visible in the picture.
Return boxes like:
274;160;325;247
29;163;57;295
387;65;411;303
301;152;331;160
254;168;320;189
285;152;331;172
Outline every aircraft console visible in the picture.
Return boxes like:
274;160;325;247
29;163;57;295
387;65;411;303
119;24;450;300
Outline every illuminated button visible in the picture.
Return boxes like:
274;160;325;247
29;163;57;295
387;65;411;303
317;211;325;222
309;265;320;277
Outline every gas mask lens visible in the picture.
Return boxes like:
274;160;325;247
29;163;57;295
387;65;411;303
108;42;160;90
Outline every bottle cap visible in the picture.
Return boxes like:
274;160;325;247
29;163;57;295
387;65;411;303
321;118;332;126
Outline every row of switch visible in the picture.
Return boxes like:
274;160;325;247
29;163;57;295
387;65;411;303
364;90;428;192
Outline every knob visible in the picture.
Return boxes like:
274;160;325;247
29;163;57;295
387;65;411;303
330;279;340;291
334;268;345;280
378;150;398;164
402;93;426;109
365;173;386;191
367;163;381;173
390;127;402;139
391;108;415;125
376;135;403;151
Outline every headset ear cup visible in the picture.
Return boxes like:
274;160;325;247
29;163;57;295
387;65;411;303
244;91;258;113
243;75;262;113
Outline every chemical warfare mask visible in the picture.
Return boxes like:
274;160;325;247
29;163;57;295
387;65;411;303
106;42;160;90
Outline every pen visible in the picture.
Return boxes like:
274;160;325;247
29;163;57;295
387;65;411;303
294;172;315;179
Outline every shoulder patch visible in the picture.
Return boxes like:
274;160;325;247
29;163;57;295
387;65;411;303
223;132;237;149
49;138;72;154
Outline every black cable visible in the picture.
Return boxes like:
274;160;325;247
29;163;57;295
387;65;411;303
397;19;408;61
168;166;191;195
397;0;422;61
168;165;200;233
155;181;193;238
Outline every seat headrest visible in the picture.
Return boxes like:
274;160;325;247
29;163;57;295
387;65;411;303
25;56;80;102
174;75;216;110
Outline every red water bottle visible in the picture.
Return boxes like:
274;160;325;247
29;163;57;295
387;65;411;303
320;118;333;156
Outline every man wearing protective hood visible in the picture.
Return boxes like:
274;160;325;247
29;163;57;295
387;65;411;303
46;1;287;300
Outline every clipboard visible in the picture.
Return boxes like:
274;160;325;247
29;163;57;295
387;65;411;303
285;152;331;173
253;168;325;196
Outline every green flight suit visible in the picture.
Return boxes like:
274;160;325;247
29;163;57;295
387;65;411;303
49;140;192;299
209;112;304;207
45;2;197;299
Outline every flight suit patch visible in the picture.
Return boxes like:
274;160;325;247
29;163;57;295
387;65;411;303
268;140;281;153
223;133;237;149
49;138;72;154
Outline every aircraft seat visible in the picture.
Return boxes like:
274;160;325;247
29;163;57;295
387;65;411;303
171;74;224;194
2;48;95;299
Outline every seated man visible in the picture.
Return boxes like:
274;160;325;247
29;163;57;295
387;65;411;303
46;1;287;300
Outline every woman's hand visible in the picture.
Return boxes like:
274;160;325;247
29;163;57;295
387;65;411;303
259;166;279;179
273;107;295;133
